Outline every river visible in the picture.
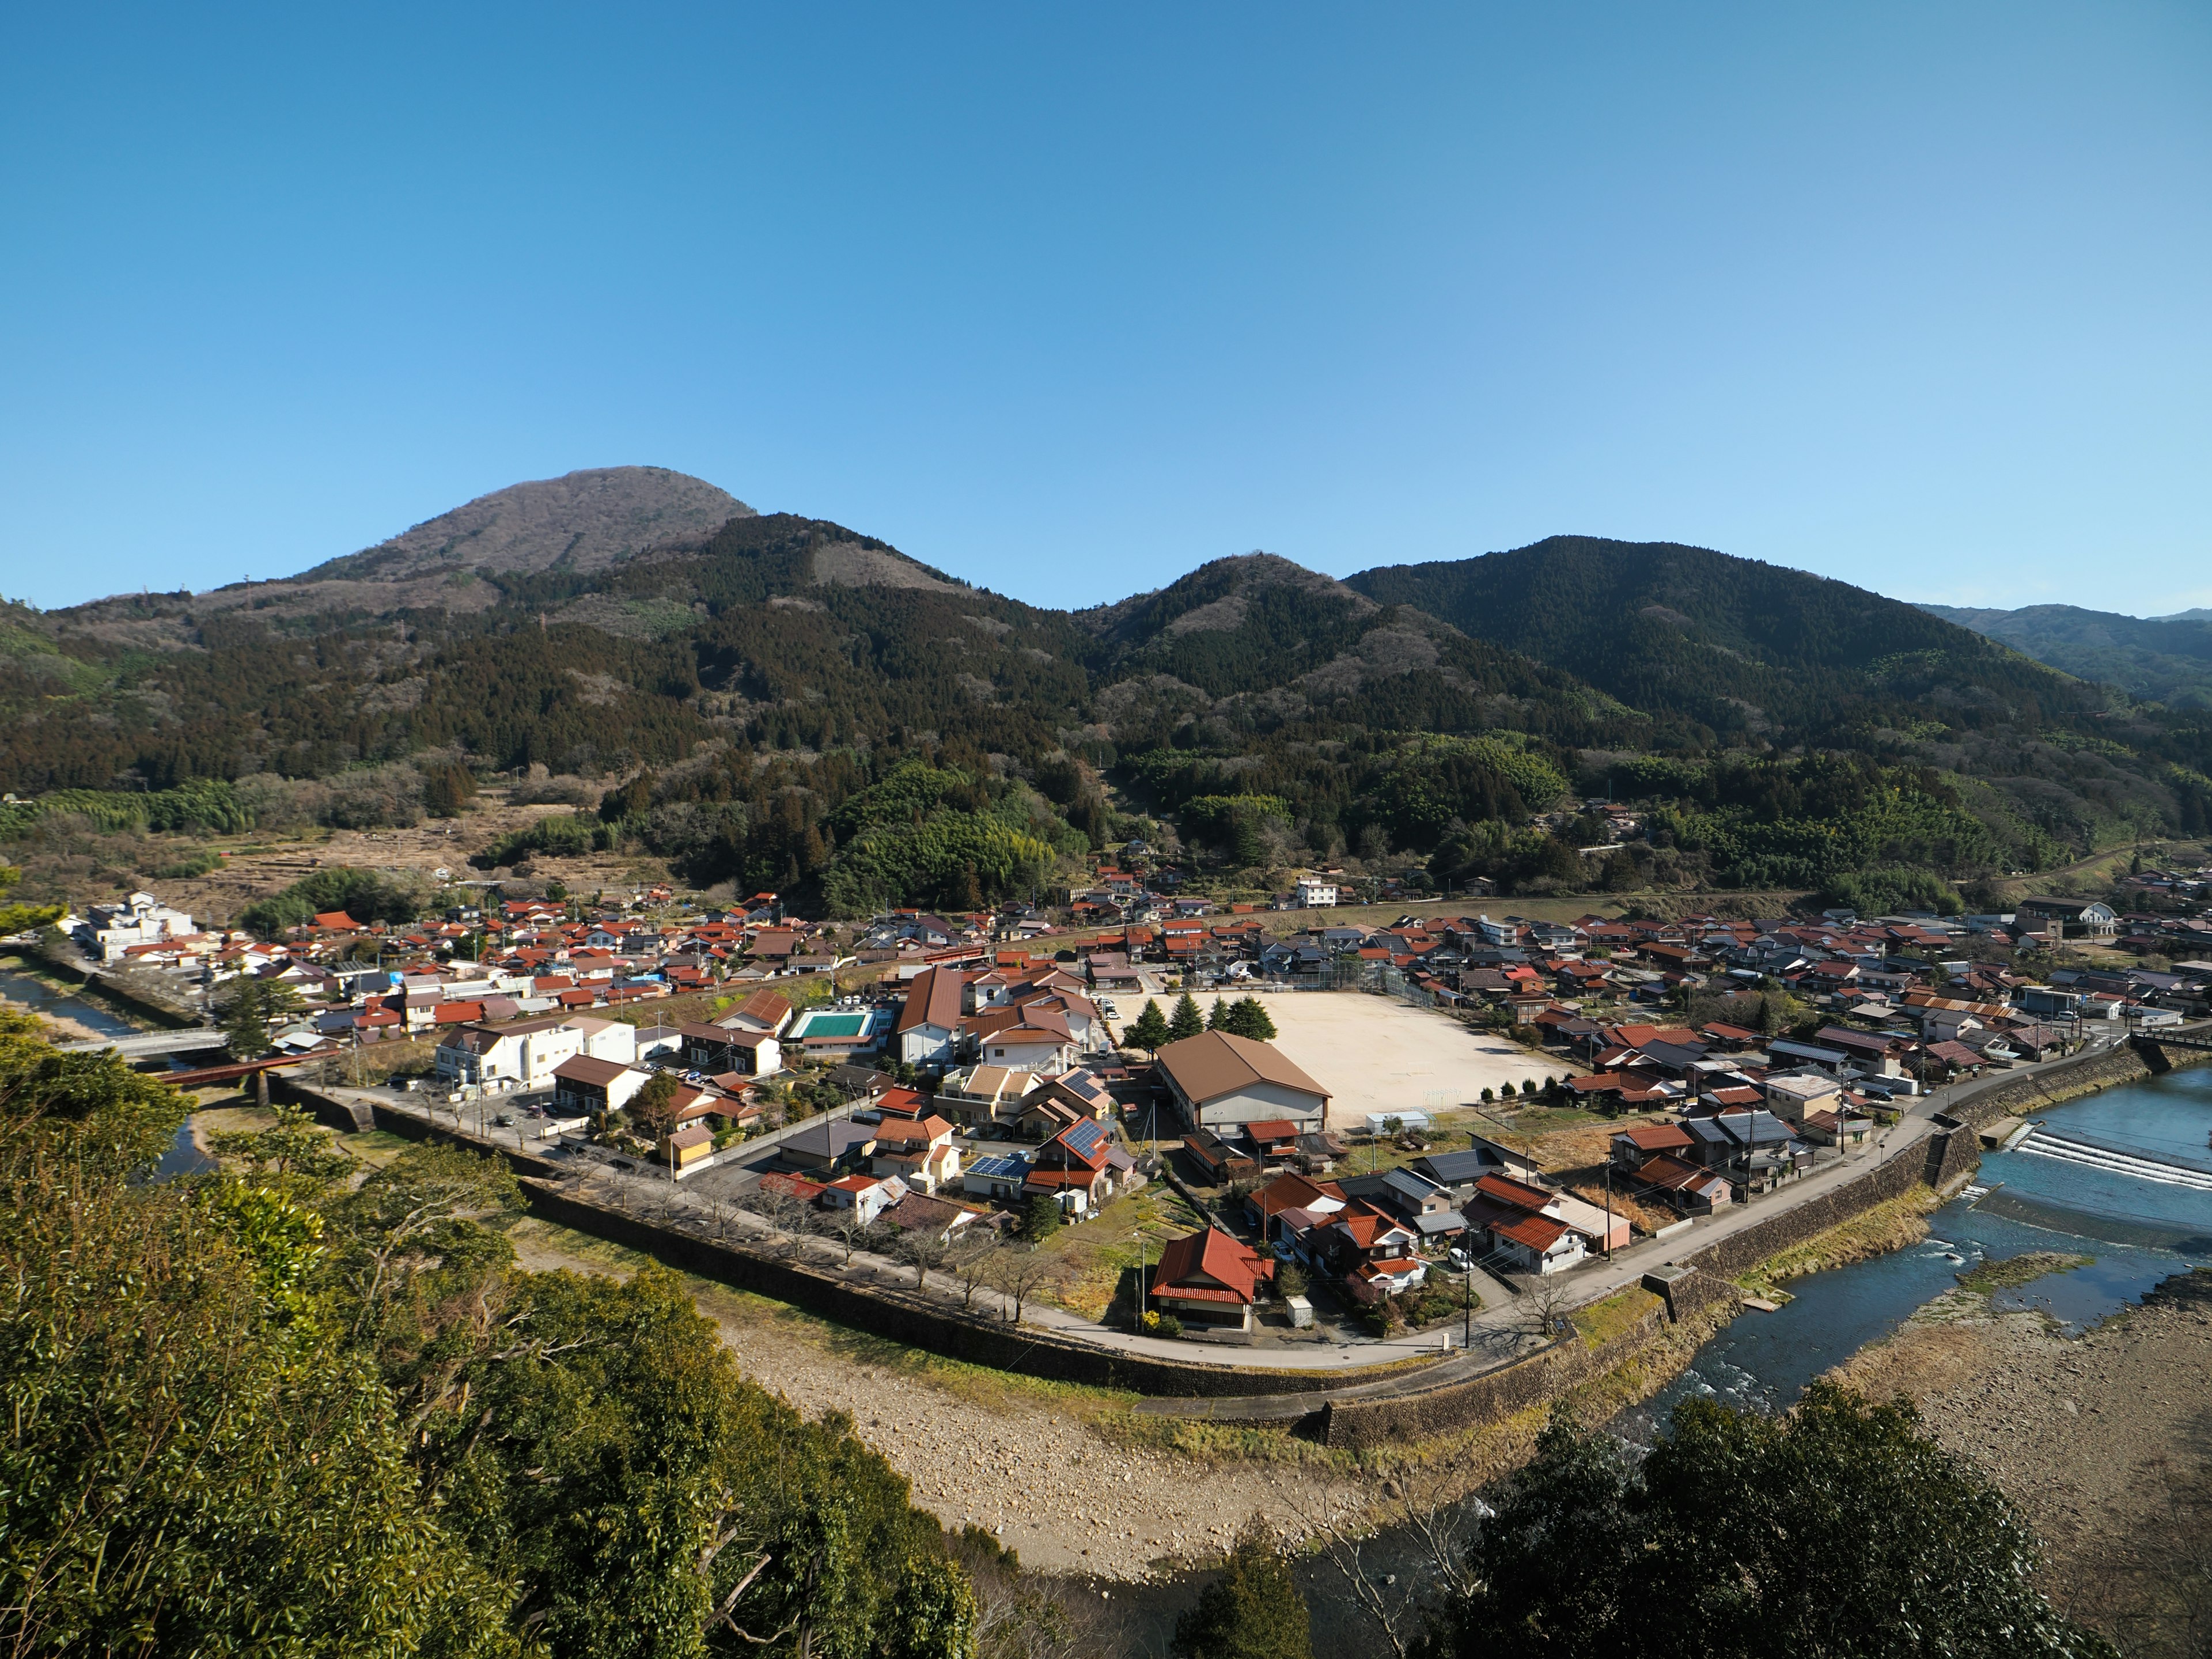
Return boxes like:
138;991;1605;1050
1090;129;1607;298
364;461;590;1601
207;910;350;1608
0;964;216;1179
1617;1060;2212;1440
1256;1063;2212;1654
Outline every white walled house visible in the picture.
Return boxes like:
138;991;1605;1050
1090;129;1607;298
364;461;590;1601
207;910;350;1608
435;1015;585;1088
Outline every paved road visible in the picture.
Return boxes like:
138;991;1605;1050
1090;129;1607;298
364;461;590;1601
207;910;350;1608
300;1026;2153;1389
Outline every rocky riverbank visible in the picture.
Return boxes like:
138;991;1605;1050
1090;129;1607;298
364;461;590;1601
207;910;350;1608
1830;1263;2212;1657
505;1216;1370;1579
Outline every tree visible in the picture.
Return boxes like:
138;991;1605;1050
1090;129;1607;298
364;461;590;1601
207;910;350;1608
627;1071;682;1145
1172;1517;1313;1659
215;976;303;1058
945;1232;1001;1312
1221;997;1278;1041
1207;997;1228;1031
0;865;63;937
987;1247;1065;1325
1423;1389;2118;1659
204;1101;356;1190
1023;1192;1063;1243
1123;999;1172;1051
422;762;478;818
1168;991;1206;1043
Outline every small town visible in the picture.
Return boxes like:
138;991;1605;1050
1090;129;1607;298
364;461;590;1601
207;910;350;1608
35;851;2211;1358
7;13;2211;1653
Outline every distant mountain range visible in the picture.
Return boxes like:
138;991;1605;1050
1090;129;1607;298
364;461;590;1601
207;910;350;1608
1918;603;2212;711
2;468;2206;914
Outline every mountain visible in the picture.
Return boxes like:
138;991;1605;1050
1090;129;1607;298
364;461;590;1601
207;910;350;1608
1919;602;2212;711
1344;536;2101;743
52;467;751;650
4;485;2209;915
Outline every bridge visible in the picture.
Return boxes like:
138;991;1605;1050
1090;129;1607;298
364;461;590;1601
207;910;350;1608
2140;1024;2212;1054
55;1029;229;1060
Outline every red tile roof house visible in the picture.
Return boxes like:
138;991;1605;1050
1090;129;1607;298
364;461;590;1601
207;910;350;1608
1325;1203;1427;1303
1149;1226;1275;1334
1609;1122;1694;1173
1460;1173;1589;1274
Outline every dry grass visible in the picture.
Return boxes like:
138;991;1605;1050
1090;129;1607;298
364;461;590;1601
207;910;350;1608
1732;1186;1942;1302
1565;1182;1671;1235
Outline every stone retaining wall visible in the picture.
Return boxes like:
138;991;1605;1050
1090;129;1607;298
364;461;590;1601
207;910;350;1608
1318;1132;1980;1448
520;1180;1433;1401
1943;1038;2212;1128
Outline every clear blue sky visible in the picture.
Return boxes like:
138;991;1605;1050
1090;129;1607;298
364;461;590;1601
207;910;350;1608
3;3;2207;615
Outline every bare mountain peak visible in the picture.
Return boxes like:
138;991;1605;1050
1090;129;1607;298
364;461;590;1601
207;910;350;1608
305;466;752;584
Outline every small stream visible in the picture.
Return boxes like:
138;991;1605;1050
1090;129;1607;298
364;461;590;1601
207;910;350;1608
0;965;217;1180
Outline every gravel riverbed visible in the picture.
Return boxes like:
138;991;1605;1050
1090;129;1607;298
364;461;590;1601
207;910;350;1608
506;1218;1367;1579
1831;1264;2212;1656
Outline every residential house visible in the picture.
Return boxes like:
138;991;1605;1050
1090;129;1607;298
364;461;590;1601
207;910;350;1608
434;1014;585;1088
1150;1226;1275;1333
2016;897;2119;940
551;1055;650;1119
961;1150;1035;1203
1181;1127;1259;1184
716;988;795;1037
1024;1117;1125;1218
870;1114;962;1195
877;1191;980;1244
1411;1138;1547;1196
821;1172;906;1226
777;1119;880;1177
1325;1204;1428;1302
935;1063;1047;1129
676;1021;783;1077
1632;1153;1734;1215
1608;1122;1694;1172
1244;1170;1348;1240
894;966;965;1066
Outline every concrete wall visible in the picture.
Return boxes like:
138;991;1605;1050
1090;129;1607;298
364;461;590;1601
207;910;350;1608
1319;1132;1979;1449
520;1181;1421;1402
1944;1038;2212;1129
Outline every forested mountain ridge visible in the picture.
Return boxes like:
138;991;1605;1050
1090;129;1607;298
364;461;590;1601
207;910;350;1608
1346;535;2103;744
3;483;2209;915
1921;601;2212;711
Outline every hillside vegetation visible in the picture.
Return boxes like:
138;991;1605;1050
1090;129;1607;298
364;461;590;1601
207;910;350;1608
4;485;2208;915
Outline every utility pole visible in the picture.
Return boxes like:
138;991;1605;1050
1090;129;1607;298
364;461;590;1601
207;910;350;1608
1603;1158;1615;1262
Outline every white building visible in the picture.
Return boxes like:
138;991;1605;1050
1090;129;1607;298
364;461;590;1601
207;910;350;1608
77;892;196;963
1294;877;1339;908
435;1015;584;1088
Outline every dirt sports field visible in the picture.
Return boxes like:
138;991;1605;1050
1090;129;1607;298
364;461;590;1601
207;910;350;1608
1257;991;1560;1123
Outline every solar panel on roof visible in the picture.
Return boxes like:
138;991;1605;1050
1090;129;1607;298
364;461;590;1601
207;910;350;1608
1064;1119;1105;1156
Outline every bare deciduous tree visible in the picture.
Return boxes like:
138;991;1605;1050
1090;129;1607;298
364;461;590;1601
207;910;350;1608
1519;1272;1577;1346
988;1246;1066;1325
947;1232;1001;1313
897;1226;955;1290
1306;1468;1486;1659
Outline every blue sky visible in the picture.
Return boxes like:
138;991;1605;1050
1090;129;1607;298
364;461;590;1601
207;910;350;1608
2;3;2207;615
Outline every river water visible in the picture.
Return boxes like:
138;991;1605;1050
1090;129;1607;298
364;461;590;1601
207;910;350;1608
0;965;216;1179
1617;1062;2212;1441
